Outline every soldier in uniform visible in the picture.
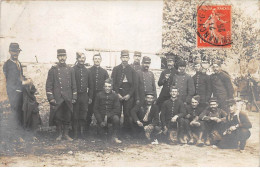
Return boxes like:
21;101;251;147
94;78;122;143
172;60;195;105
3;43;25;126
210;60;234;112
157;53;177;110
87;53;109;132
160;86;187;144
111;50;137;137
130;51;142;72
218;99;252;152
131;91;160;141
199;97;227;145
136;56;157;105
183;95;205;146
72;52;93;138
46;49;77;141
193;59;212;109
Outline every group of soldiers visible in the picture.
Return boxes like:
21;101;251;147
3;42;252;152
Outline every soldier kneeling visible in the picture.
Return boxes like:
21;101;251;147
94;78;122;144
131;91;161;142
218;99;252;152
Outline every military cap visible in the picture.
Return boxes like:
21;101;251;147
9;43;22;52
134;51;142;57
165;53;175;61
57;49;66;56
170;85;178;91
192;95;200;102
177;60;186;68
76;52;84;59
93;53;101;57
121;50;129;56
145;91;155;96
226;99;236;106
105;78;113;86
209;97;218;103
142;56;151;63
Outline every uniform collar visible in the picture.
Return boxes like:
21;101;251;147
58;63;67;67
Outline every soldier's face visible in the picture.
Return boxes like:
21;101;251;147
133;55;141;63
194;64;202;72
212;64;221;73
178;66;186;73
170;89;178;98
191;98;199;108
145;95;154;105
229;104;236;114
143;62;150;70
121;55;130;64
9;50;20;60
210;102;218;110
57;55;67;64
104;83;112;93
167;60;174;69
93;56;102;66
77;55;86;65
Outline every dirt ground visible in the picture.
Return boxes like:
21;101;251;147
0;101;259;167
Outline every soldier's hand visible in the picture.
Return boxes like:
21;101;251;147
88;99;92;104
163;126;168;134
118;94;123;101
229;126;237;131
216;118;222;123
50;99;57;106
100;122;106;127
136;120;143;127
72;99;76;104
186;114;191;119
202;116;210;121
124;94;130;101
171;115;178;122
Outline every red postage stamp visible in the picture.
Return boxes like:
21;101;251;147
197;5;232;48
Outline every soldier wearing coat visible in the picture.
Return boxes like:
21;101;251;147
130;51;142;72
46;49;77;141
218;99;252;152
87;53;109;131
3;43;25;126
73;52;93;138
210;60;234;112
157;53;178;110
94;78;122;143
136;56;157;105
193;60;212;109
171;60;195;104
131;91;160;141
111;50;138;136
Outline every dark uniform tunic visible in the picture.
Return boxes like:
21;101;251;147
130;62;142;72
73;64;93;125
111;64;137;128
218;111;252;149
157;68;177;109
172;72;195;104
46;63;77;126
94;91;120;136
210;71;234;112
3;59;24;125
88;65;109;127
160;98;186;130
193;72;212;106
136;68;157;105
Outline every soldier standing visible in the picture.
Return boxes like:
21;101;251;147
130;51;142;72
210;60;234;112
87;53;109;131
94;78;122;143
157;53;177;110
46;49;77;141
3;43;25;126
111;50;137;137
193;60;212;109
73;52;93;138
136;56;157;105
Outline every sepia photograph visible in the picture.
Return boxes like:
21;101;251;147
0;0;259;167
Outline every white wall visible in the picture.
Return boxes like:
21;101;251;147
0;1;163;68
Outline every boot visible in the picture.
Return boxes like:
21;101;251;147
196;139;204;147
64;125;73;141
56;124;63;141
188;137;195;145
112;137;122;144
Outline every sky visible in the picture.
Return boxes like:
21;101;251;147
0;0;163;67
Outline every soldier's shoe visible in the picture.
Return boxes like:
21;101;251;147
56;134;62;141
145;132;151;141
112;137;122;144
188;137;195;145
178;137;187;144
196;139;204;147
64;135;73;141
204;138;211;146
169;130;178;143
